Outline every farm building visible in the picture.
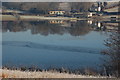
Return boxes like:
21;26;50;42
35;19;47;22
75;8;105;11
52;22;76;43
49;10;65;15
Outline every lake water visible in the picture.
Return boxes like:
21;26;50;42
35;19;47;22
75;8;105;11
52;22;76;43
2;20;112;70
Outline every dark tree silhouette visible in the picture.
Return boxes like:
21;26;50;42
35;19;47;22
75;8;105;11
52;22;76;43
2;2;93;13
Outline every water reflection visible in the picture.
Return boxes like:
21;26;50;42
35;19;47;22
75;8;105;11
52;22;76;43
2;20;92;36
2;20;120;72
2;20;119;36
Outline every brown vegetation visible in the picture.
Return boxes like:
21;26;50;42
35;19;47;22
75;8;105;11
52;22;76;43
1;69;105;78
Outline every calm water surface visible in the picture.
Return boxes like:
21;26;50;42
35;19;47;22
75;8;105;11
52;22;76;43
2;20;110;69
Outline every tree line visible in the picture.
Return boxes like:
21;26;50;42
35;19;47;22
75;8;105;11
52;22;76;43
2;2;93;14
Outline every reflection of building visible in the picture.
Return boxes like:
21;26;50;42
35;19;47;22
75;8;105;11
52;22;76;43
87;20;93;24
87;12;97;17
49;10;65;15
92;21;119;31
98;22;101;28
49;20;64;24
88;13;94;17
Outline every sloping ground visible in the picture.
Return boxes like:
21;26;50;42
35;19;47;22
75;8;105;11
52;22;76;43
1;15;78;21
2;9;24;14
0;69;105;78
104;2;119;9
103;6;119;12
103;2;119;12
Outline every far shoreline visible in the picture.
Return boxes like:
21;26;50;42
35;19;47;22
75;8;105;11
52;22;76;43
1;15;87;21
1;14;117;21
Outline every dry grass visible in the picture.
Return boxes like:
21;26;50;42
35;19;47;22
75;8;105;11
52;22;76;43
2;15;17;21
0;69;105;78
1;15;82;21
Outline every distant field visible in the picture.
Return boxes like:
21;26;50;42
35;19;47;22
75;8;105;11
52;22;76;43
1;15;86;21
2;15;18;21
1;14;119;21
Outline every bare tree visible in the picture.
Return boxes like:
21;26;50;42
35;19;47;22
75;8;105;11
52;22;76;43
102;22;120;77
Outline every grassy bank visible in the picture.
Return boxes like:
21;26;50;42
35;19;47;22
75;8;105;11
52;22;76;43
0;69;106;78
2;15;18;21
2;14;119;22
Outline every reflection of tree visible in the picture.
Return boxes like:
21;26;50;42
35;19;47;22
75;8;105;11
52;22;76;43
102;23;120;77
2;21;91;36
69;21;91;36
2;21;31;32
